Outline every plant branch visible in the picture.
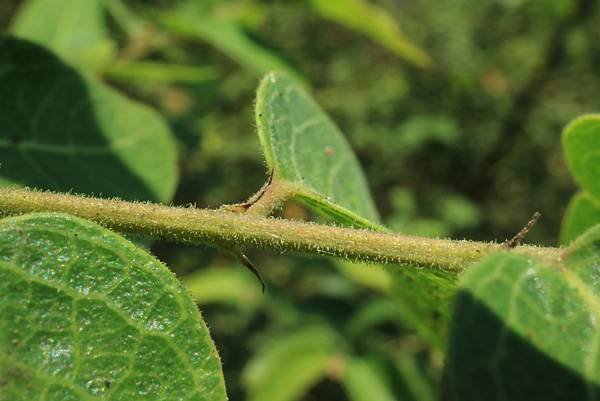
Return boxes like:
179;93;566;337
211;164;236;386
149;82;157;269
0;187;561;271
221;170;297;217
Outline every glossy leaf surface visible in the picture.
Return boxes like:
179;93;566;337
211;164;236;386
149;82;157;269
0;213;227;401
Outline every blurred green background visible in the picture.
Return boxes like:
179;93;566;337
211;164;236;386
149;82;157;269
2;0;599;399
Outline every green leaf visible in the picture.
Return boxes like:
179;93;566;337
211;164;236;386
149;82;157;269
104;61;220;84
446;224;600;400
336;261;392;293
0;213;227;401
341;357;396;401
11;0;115;70
102;0;146;37
255;71;382;229
338;261;456;349
308;0;431;68
182;267;263;309
158;6;303;83
255;72;459;348
390;268;456;349
0;37;177;203
345;298;397;339
563;114;600;199
242;326;337;401
561;191;600;245
394;354;436;401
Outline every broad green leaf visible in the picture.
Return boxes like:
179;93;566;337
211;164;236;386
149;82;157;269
0;213;227;401
446;224;600;400
158;6;303;83
563;114;600;198
11;0;115;70
561;191;600;245
242;326;337;401
0;37;177;203
255;71;382;229
341;357;396;401
308;0;431;68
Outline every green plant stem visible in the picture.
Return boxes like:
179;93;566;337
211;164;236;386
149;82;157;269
0;187;561;271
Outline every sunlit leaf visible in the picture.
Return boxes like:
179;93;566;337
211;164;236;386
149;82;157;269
11;0;115;70
159;5;303;82
446;224;600;400
308;0;431;68
394;353;436;401
341;357;396;401
0;213;227;401
561;191;600;245
242;326;337;401
182;267;262;308
255;71;382;229
0;37;177;203
563;114;600;198
337;261;392;293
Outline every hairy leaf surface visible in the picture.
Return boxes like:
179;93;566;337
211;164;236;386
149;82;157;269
447;224;600;400
256;72;461;347
0;37;177;203
255;71;381;229
0;213;227;401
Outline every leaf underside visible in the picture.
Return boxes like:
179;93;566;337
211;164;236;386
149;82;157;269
0;213;227;401
255;71;382;230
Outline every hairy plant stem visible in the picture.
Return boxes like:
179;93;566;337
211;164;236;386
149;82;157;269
0;187;562;271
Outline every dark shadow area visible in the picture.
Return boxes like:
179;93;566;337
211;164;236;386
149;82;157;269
445;290;599;401
0;37;158;201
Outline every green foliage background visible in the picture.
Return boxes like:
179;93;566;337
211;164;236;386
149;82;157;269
1;0;600;400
